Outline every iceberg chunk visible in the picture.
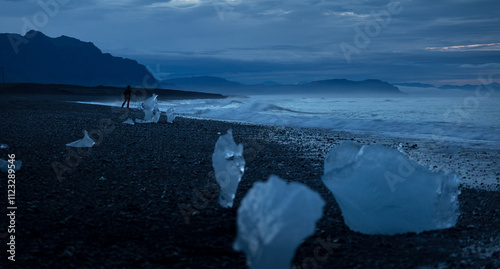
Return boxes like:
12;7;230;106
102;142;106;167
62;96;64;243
0;159;22;172
66;130;95;148
0;144;8;149
166;108;176;123
122;118;135;125
234;176;325;269
212;129;245;208
322;141;460;235
136;94;161;123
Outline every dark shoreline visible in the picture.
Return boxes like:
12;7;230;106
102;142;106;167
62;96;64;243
0;83;226;102
0;92;498;268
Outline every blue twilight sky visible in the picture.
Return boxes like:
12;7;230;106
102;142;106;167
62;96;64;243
1;0;499;85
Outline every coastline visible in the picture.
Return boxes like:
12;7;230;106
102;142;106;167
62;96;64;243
0;92;498;268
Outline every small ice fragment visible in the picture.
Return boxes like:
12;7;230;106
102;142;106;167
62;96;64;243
0;159;22;172
136;94;161;123
123;118;135;125
397;142;405;153
233;176;325;269
66;130;95;148
0;144;8;149
322;141;460;235
166;108;176;123
212;129;245;208
99;176;106;181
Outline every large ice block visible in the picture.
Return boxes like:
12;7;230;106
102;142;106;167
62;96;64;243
322;141;460;235
136;94;161;123
212;129;245;208
234;176;325;269
66;130;95;148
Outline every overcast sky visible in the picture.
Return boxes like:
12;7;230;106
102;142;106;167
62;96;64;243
1;0;499;85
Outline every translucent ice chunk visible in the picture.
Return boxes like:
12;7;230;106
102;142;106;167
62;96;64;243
166;108;176;123
136;94;161;123
123;118;135;125
212;129;245;208
0;159;22;172
0;144;8;149
234;176;325;269
141;93;158;110
66;130;95;148
322;141;460;235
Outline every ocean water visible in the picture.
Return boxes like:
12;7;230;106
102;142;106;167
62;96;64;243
81;92;500;149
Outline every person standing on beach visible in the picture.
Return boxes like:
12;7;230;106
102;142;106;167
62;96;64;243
121;85;136;109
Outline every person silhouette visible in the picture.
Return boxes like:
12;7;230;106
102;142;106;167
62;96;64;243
121;85;136;109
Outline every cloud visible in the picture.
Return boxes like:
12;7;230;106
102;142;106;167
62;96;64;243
1;0;499;85
426;43;500;52
145;0;202;9
259;9;292;16
459;63;500;69
323;11;369;18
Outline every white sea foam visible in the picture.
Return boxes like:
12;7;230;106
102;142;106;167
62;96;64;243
77;92;500;149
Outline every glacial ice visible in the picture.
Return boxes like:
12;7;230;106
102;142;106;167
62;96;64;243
322;141;460;235
122;118;135;125
0;159;22;172
166;108;176;123
66;130;95;148
233;176;325;269
136;94;161;123
212;129;245;208
0;144;8;149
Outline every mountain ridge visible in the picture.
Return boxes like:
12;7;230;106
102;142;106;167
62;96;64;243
161;76;403;95
0;31;157;87
396;82;500;91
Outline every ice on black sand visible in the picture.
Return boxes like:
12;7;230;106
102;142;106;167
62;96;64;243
234;176;324;269
66;130;95;148
135;94;161;123
322;141;460;235
166;108;176;123
122;118;135;125
212;129;245;208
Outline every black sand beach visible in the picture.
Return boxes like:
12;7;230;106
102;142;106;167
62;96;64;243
0;87;499;268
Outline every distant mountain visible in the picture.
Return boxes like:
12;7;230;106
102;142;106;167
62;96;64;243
395;82;436;88
0;31;157;87
438;83;500;91
162;76;241;89
258;80;281;86
162;76;403;95
396;82;499;91
303;79;401;94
